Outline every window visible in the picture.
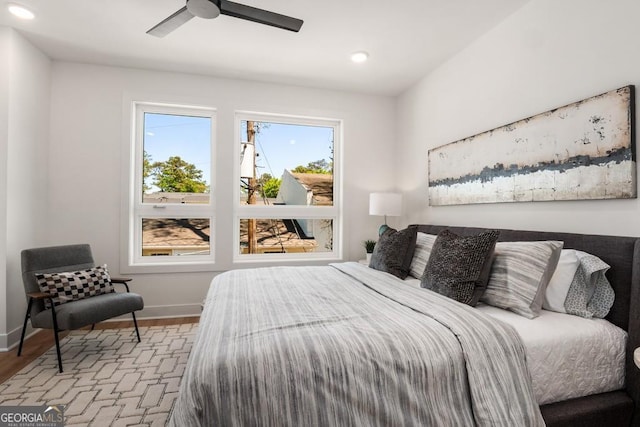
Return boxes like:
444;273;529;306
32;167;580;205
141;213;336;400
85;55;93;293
234;113;341;261
128;102;215;269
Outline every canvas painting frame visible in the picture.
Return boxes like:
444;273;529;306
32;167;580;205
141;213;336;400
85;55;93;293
428;86;636;206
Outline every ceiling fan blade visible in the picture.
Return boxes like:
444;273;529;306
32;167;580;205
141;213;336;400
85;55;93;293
219;0;303;32
147;6;196;37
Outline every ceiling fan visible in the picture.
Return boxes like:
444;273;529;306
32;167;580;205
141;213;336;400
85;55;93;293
147;0;304;37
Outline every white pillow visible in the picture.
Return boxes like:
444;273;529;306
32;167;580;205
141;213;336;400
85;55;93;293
543;249;580;313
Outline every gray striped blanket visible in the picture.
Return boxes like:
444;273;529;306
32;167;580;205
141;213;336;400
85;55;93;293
170;262;544;426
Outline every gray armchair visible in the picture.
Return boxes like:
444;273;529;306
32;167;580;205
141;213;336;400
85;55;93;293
18;244;144;373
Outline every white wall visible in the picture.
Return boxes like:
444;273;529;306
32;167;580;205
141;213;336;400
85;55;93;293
0;27;51;350
0;27;10;349
48;62;396;320
397;0;640;236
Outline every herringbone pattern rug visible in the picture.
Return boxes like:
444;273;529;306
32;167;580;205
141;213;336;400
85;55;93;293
0;323;198;426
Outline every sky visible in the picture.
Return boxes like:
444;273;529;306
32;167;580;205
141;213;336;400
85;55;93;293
243;121;334;179
143;113;334;192
144;113;211;191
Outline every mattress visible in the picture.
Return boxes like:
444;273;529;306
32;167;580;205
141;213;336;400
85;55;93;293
405;278;627;405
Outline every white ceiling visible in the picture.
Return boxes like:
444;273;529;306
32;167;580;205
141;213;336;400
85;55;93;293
0;0;531;96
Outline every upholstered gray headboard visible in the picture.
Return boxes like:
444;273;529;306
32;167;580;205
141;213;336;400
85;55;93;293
413;224;640;425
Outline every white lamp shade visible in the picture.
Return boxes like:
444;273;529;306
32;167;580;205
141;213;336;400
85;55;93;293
369;193;402;217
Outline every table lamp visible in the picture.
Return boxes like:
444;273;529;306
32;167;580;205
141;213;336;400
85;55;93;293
369;192;402;236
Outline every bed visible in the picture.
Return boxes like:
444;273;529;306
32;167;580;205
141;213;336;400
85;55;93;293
170;225;640;426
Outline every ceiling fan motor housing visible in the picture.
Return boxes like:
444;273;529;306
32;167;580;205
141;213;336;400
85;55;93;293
186;0;221;19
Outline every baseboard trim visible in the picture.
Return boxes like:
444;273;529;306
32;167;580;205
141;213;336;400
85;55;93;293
1;304;202;352
130;303;203;320
1;324;38;352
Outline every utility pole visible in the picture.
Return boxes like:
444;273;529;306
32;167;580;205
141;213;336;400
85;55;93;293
247;121;257;254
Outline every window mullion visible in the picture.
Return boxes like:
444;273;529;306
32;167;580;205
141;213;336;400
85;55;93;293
236;206;337;218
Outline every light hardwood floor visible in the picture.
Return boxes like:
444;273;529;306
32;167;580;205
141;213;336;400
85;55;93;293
0;316;200;384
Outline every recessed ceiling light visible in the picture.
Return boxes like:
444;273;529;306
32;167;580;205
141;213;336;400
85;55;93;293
350;51;369;64
8;3;35;20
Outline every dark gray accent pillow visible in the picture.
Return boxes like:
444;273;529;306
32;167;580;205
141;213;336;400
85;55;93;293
421;229;499;306
369;226;418;279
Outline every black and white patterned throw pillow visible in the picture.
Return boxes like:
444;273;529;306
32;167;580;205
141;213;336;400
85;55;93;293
36;264;114;308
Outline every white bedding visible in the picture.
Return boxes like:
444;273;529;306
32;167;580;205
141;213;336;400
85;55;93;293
404;278;627;405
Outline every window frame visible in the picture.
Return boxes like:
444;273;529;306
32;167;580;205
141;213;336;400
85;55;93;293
125;101;217;272
233;111;343;263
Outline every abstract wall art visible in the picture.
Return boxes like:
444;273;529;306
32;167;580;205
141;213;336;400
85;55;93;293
428;85;636;206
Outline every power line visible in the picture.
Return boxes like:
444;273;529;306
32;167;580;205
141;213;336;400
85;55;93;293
256;139;275;178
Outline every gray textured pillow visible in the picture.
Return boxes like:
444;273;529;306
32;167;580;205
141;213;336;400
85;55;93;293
421;229;499;306
481;240;563;319
369;226;418;279
564;251;615;318
409;232;437;279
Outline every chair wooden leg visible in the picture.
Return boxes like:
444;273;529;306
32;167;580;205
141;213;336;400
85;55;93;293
17;297;34;356
90;324;95;331
132;312;141;343
50;305;63;373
